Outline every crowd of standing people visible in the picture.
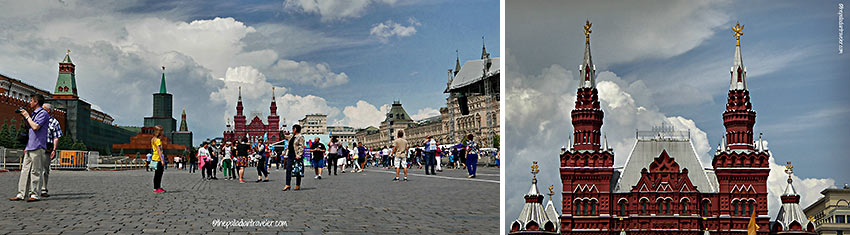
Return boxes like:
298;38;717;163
142;124;492;194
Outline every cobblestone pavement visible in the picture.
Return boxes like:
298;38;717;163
0;164;498;234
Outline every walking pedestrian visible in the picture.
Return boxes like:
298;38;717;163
339;145;349;173
391;130;409;181
221;142;233;180
235;137;250;183
209;140;219;180
435;146;443;172
381;146;390;169
283;124;305;191
310;137;326;179
151;125;166;193
465;134;479;178
188;149;197;173
198;142;211;180
357;143;367;172
256;141;269;182
423;136;437;175
9;95;50;202
327;136;340;176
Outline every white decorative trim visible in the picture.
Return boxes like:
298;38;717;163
574;184;600;193
731;184;755;193
656;183;672;192
680;184;691;192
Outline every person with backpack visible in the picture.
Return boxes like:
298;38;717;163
423;136;437;175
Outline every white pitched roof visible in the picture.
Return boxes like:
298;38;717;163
615;138;717;193
448;57;500;91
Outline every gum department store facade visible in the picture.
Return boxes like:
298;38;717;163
356;43;500;149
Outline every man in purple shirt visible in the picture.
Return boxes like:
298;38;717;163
9;94;50;202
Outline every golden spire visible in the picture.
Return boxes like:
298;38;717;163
66;49;70;54
584;20;593;44
548;185;554;195
531;161;540;183
785;161;794;182
732;21;744;46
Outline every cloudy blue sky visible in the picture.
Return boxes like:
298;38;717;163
505;0;849;229
0;0;499;145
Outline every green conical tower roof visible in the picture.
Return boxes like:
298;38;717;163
54;49;78;98
62;51;72;64
159;66;167;94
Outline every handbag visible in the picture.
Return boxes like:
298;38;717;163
149;160;160;170
291;159;304;177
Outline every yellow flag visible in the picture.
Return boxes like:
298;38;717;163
747;209;760;235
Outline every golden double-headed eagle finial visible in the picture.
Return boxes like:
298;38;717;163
548;185;554;195
732;21;744;46
785;161;794;181
584;20;592;43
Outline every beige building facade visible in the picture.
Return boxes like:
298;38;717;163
299;114;327;135
805;186;850;235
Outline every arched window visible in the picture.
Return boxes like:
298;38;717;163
640;199;648;215
665;199;671;214
618;200;627;216
582;200;589;215
657;200;664;214
575;201;581;215
733;200;739;216
748;200;755;216
701;199;711;217
681;198;689;214
591;200;597;215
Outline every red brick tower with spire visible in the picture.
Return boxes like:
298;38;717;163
559;20;615;232
233;86;246;140
711;22;770;234
266;87;280;142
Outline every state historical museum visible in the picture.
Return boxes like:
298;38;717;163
508;21;802;235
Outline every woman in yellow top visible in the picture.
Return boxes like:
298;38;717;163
151;126;166;193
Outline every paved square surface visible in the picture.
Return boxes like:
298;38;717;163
0;165;498;234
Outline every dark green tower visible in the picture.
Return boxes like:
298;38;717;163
144;66;176;141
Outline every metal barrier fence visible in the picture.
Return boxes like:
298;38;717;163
0;148;144;171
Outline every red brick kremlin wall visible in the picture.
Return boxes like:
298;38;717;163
0;94;66;132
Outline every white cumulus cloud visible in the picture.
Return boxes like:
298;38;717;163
370;18;419;43
268;59;349;88
763;140;835;218
410;107;441;120
283;0;398;22
277;93;341;127
335;100;390;128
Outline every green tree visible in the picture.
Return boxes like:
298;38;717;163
12;123;26;149
0;121;11;148
491;134;500;149
57;135;74;150
71;138;87;151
